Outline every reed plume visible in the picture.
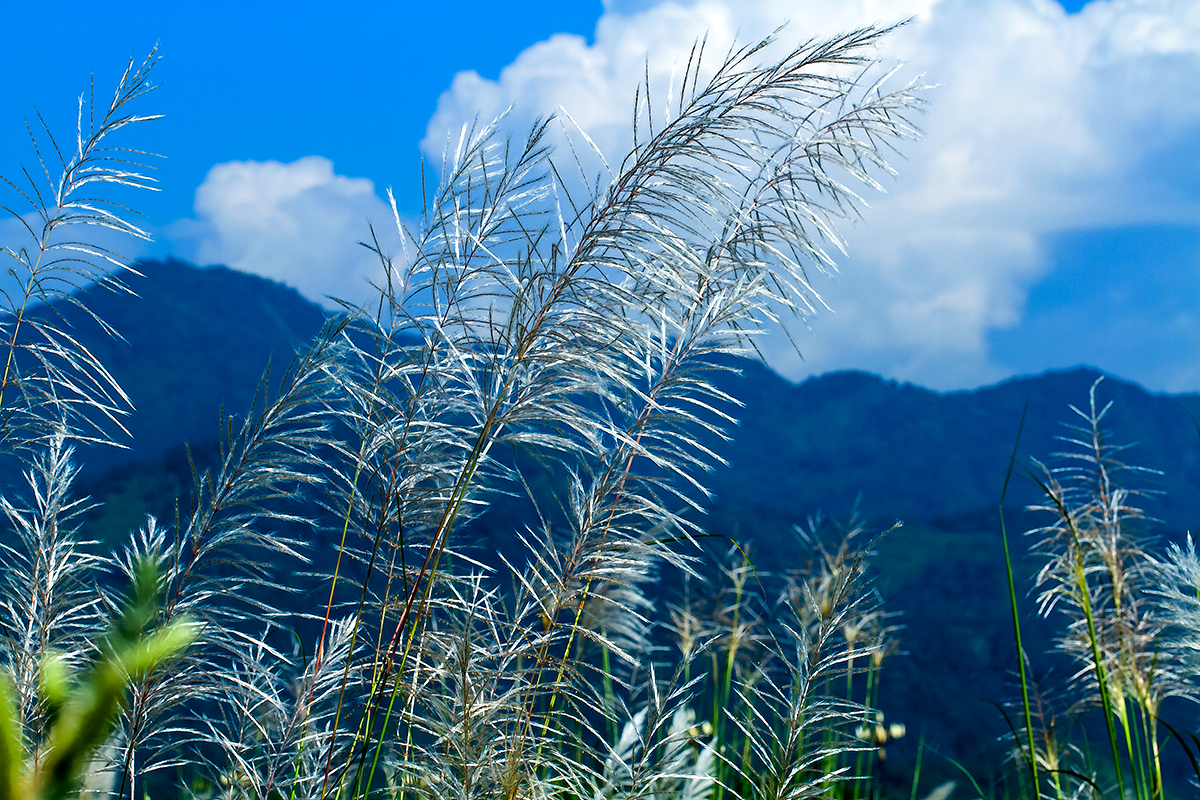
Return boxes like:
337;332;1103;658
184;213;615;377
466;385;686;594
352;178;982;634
1024;378;1189;799
1;25;926;800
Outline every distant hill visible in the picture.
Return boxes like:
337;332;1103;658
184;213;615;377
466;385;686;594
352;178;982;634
7;258;1200;788
26;258;1200;538
708;359;1200;534
698;357;1200;787
32;257;329;478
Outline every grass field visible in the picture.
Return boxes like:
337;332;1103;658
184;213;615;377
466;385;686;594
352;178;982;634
3;27;1198;800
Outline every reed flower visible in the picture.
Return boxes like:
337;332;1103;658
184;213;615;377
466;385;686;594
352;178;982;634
1;24;925;800
1025;378;1189;799
1146;536;1200;695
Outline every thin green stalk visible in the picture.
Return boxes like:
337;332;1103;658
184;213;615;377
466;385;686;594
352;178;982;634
1049;752;1065;800
601;629;617;744
713;558;746;800
851;652;867;795
1000;407;1038;794
1121;698;1148;800
341;427;498;798
864;662;883;799
1127;680;1163;800
1048;497;1127;800
1147;708;1163;800
710;653;726;800
1129;700;1160;800
908;732;925;800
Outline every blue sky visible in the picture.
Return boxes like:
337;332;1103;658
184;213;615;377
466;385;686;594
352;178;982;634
0;1;602;224
2;0;1198;393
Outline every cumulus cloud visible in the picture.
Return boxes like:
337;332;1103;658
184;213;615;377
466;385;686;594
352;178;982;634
422;0;1200;389
168;156;403;308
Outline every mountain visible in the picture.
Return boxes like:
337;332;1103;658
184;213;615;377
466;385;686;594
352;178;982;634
697;362;1200;782
696;358;1200;785
708;359;1200;534
31;258;1200;539
34;257;330;477
8;258;1200;786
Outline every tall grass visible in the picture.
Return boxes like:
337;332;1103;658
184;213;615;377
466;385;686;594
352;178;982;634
1;26;928;800
10;31;1200;800
0;49;158;453
998;379;1200;800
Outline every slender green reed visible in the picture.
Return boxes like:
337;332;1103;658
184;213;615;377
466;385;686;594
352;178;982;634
999;406;1039;794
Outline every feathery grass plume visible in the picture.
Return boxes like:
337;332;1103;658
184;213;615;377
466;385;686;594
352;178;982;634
1025;378;1183;799
787;513;896;660
590;667;718;800
4;24;925;800
697;545;768;794
0;50;160;454
320;25;923;795
100;326;349;796
1152;535;1200;690
376;571;583;800
727;529;886;800
195;615;363;800
0;44;354;800
779;515;899;799
1;54;165;789
1000;671;1103;800
367;522;669;800
787;515;898;729
1142;535;1200;791
505;518;660;669
0;432;106;747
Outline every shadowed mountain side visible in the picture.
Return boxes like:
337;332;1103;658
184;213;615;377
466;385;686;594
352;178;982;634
9;259;1200;789
706;359;1200;537
695;362;1200;785
23;258;330;480
28;258;1200;544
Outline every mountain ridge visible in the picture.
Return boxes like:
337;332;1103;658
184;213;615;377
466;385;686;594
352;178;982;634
9;258;1199;784
26;257;329;478
37;258;1200;534
15;257;1197;551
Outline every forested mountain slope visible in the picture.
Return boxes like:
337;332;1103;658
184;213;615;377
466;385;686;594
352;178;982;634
12;258;1200;781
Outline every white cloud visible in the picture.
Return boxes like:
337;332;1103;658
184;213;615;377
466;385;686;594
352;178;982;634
168;156;403;309
422;0;1200;389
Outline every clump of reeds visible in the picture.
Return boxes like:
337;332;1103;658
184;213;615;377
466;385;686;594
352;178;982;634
784;513;901;799
2;25;925;800
1001;379;1200;800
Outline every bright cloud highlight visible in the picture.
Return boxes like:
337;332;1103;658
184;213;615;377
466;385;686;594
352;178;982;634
422;0;1200;390
169;156;401;308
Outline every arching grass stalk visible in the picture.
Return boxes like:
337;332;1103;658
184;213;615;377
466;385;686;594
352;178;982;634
6;25;926;800
1;50;160;450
